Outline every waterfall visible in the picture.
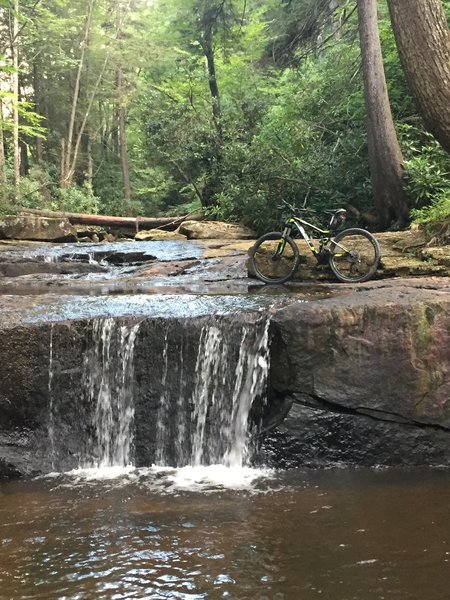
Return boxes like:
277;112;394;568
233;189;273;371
83;318;140;468
51;313;271;472
154;327;170;465
191;319;270;467
223;319;270;467
154;317;271;468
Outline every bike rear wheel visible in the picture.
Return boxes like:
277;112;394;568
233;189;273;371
328;228;380;283
250;231;299;284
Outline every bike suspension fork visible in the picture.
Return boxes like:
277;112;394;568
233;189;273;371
276;227;291;254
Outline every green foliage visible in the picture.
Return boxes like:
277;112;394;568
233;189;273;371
0;0;449;233
399;126;450;209
208;25;374;234
0;163;100;216
52;186;100;214
411;191;450;225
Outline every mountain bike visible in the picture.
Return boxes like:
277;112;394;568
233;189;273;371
250;200;381;284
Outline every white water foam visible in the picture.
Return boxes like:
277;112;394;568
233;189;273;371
149;464;272;492
52;464;274;493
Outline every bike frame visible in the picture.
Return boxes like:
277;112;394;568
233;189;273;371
279;215;349;260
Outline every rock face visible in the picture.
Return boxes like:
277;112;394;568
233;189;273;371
263;280;450;467
0;216;77;242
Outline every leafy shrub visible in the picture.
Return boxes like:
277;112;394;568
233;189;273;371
399;126;450;208
411;191;450;225
52;185;100;214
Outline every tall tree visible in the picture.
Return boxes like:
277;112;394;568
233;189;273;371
60;0;94;188
117;65;132;211
386;0;450;154
10;0;20;201
357;0;409;228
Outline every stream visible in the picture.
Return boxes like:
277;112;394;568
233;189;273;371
1;240;449;599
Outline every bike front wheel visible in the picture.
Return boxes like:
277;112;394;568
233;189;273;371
328;228;380;283
250;231;300;284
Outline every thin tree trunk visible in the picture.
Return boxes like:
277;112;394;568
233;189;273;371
201;29;223;140
33;62;44;162
61;0;94;188
60;138;66;188
117;65;132;214
65;52;109;188
86;132;93;192
0;99;7;187
387;0;450;153
12;0;20;202
199;27;223;207
357;0;409;228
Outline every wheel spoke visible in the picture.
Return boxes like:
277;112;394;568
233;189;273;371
251;232;299;284
329;230;380;283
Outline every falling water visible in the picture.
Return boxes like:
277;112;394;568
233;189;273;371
83;318;140;468
190;318;271;467
154;327;170;465
72;313;270;471
154;317;271;468
47;324;55;469
223;319;270;467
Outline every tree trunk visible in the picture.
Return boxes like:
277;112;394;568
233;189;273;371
86;133;93;192
0;99;7;188
11;0;20;202
357;0;409;229
61;0;94;188
117;65;132;214
386;0;450;153
60;139;66;188
19;141;29;176
199;27;223;208
20;208;190;230
201;28;223;141
33;62;44;162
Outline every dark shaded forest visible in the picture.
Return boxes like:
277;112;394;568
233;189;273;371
1;0;450;234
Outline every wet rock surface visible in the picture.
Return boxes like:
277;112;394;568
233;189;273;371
261;278;450;468
1;234;450;477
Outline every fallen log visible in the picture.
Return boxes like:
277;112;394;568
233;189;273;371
19;208;191;231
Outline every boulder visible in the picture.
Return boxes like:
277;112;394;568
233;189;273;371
73;224;106;242
135;229;187;241
270;284;450;427
0;215;77;242
263;280;450;467
178;220;256;240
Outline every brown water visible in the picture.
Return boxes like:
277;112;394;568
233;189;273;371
1;467;449;600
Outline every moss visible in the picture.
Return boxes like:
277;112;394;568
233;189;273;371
413;304;435;355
